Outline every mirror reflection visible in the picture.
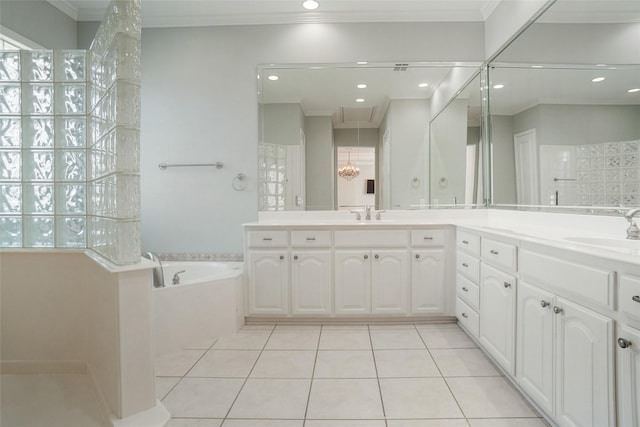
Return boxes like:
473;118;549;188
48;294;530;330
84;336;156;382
257;63;480;211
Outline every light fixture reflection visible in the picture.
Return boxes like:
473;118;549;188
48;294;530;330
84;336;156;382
592;77;605;82
493;84;504;89
418;82;429;88
357;83;367;89
302;0;319;10
268;75;279;81
628;88;640;93
355;98;365;103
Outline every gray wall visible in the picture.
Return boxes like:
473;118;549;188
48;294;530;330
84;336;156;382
304;116;334;210
77;21;100;49
0;1;78;48
263;103;304;146
490;115;517;204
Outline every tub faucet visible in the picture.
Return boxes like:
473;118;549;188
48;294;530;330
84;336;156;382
172;270;186;285
143;252;164;288
625;208;640;240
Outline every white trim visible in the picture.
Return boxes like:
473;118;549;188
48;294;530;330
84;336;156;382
46;0;80;21
0;25;44;49
481;0;503;20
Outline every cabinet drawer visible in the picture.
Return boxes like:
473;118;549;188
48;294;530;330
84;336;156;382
334;230;408;247
457;251;480;283
620;274;640;321
411;229;446;247
481;238;517;272
520;249;614;309
456;297;479;338
247;230;288;248
457;274;479;310
291;231;331;247
457;230;480;255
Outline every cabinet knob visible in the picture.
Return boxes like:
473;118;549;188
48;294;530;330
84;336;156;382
374;254;379;259
364;254;369;260
632;295;640;303
503;281;511;288
424;236;433;240
490;250;499;255
415;254;420;259
461;312;468;318
462;287;468;292
263;237;273;241
279;255;284;260
540;300;550;308
306;237;316;241
553;306;563;314
462;263;469;267
293;255;298;260
462;240;469;244
618;338;632;349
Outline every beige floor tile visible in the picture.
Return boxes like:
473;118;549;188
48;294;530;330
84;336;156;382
446;377;538;418
468;419;548;427
369;324;417;330
0;374;104;427
387;420;470;427
306;378;384;419
264;329;320;350
418;328;477;349
370;329;426;349
163;378;244;418
374;349;441;378
212;330;272;350
314;350;377;378
306;421;386;427
241;324;276;330
156;376;180;399
430;348;501;377
166;419;222;427
155;349;206;377
227;379;311;419
250;350;316;378
379;378;464;419
275;324;322;331
183;337;216;350
415;323;461;330
222;420;303;426
321;324;369;330
187;350;260;378
318;330;372;350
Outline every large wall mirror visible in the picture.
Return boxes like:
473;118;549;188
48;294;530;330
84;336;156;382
257;63;481;211
487;0;640;212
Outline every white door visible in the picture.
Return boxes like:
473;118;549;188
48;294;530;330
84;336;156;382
514;129;539;205
617;324;640;427
371;250;409;315
247;251;289;315
516;281;555;416
335;250;371;315
479;263;516;375
554;297;614;427
411;248;446;315
291;251;332;315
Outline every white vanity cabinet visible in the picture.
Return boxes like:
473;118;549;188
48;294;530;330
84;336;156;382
411;229;448;315
247;250;289;315
371;249;409;315
334;250;372;315
455;230;481;337
290;231;332;316
617;323;640;427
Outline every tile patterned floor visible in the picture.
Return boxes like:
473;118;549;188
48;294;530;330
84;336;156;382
157;323;550;427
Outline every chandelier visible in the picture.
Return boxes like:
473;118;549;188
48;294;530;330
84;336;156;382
338;150;360;181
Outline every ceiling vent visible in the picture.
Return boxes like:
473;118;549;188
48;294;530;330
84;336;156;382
393;63;409;71
340;106;375;123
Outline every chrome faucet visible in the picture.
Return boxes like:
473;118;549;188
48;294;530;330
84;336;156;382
172;270;186;285
350;210;362;221
375;210;386;220
625;208;640;240
143;252;165;288
365;205;372;221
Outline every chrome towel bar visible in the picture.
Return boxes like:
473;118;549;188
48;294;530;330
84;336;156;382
158;162;223;170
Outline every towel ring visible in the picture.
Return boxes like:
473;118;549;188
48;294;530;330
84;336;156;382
233;173;247;191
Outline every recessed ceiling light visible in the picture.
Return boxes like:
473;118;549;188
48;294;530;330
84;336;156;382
302;0;319;10
592;77;605;82
268;75;279;81
596;64;607;67
628;88;640;93
418;83;429;88
357;61;368;65
355;98;365;103
356;83;367;89
531;65;543;68
493;84;504;89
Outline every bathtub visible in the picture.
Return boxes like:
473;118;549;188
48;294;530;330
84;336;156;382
153;261;245;356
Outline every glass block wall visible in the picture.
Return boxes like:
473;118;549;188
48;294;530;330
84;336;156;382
0;0;141;265
258;142;287;211
87;0;141;264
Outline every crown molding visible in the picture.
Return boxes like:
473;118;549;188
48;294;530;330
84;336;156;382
480;0;502;20
46;0;79;21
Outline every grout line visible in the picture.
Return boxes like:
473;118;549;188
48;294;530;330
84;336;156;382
302;323;323;426
368;324;388;427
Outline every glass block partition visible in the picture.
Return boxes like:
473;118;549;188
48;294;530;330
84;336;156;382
0;0;141;265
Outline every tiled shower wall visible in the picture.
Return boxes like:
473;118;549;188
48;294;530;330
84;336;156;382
0;0;141;265
575;140;640;207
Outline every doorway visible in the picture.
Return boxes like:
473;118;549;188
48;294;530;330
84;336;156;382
336;146;376;210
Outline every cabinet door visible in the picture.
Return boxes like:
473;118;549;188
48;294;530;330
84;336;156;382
371;250;409;315
479;263;516;375
516;281;555;416
291;251;332;316
247;251;289;315
411;248;446;315
617;324;640;427
335;251;371;315
555;297;614;427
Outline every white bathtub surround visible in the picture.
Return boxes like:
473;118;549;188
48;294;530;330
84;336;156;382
0;251;169;427
154;262;245;356
155;252;244;262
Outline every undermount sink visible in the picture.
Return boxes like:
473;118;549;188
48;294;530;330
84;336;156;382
563;236;640;253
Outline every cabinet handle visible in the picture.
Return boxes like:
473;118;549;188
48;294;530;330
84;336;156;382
618;338;632;349
632;295;640;303
503;281;511;288
553;306;563;314
306;237;316;241
293;255;298;260
462;287;468;292
415;254;420;259
374;254;379;259
462;240;469;244
279;255;284;260
263;237;272;241
540;300;550;308
490;249;499;255
424;236;433;240
461;312;468;318
462;263;469;267
364;254;369;259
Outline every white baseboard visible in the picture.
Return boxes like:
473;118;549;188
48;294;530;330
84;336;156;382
0;360;87;374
